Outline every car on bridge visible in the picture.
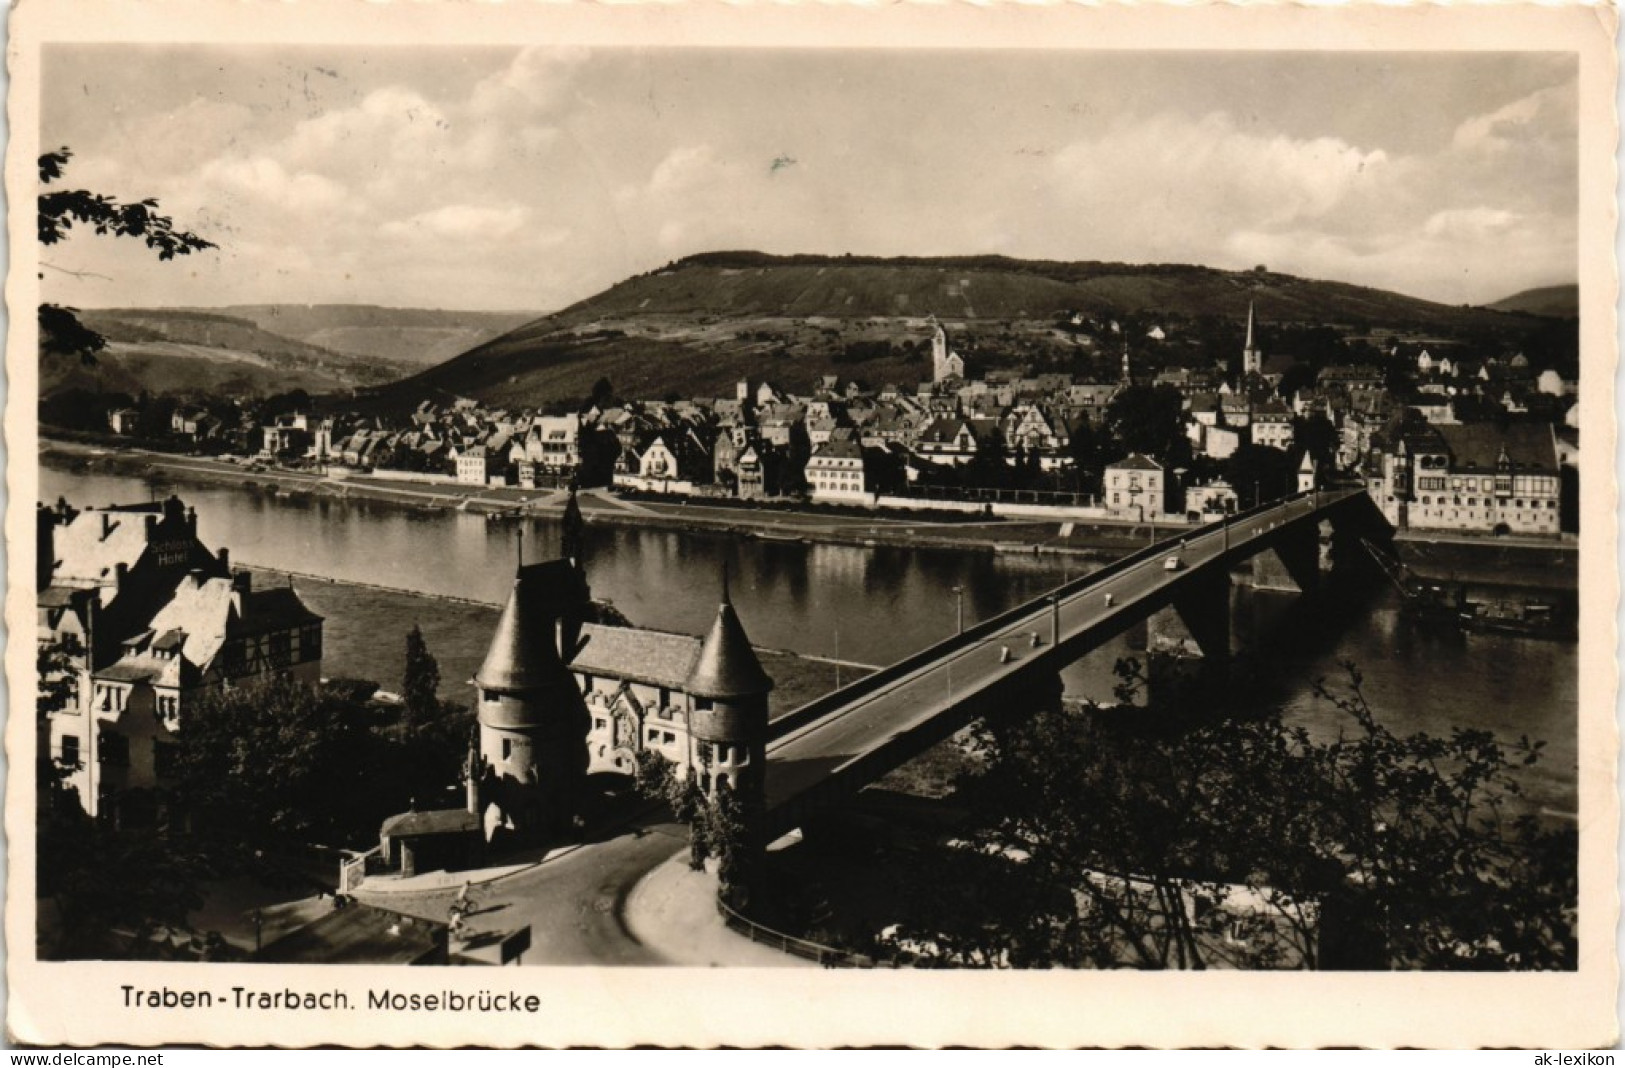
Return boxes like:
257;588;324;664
1164;553;1184;572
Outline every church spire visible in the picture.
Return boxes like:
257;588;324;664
1242;301;1263;377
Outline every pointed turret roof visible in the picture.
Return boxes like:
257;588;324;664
475;561;580;695
685;593;774;700
1244;301;1257;351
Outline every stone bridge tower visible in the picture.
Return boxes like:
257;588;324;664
685;584;774;807
472;558;591;843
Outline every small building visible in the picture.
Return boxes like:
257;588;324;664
1250;402;1295;452
736;444;769;500
1185;480;1239;518
378;808;482;879
1103;454;1174;520
806;440;873;504
456;445;500;486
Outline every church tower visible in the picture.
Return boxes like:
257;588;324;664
685;580;775;807
471;554;592;842
1242;301;1263;377
929;316;964;384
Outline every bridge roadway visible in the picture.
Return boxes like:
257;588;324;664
761;487;1365;834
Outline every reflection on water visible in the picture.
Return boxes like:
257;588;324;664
41;462;1576;813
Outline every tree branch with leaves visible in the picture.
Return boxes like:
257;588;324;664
38;147;217;364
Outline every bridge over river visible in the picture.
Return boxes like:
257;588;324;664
759;487;1383;839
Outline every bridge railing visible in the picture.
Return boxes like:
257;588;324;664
768;489;1348;744
715;895;873;968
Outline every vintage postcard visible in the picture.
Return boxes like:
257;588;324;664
5;0;1618;1050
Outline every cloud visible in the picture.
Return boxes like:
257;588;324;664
470;46;590;118
1422;207;1519;241
1048;112;1389;235
41;49;1578;311
1451;82;1578;155
380;204;531;241
198;156;352;214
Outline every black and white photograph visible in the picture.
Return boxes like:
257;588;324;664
7;0;1617;1050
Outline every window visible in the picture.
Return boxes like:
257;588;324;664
60;735;79;768
501;738;512;760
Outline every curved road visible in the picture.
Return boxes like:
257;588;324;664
356;490;1355;965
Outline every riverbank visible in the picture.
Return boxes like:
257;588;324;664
244;566;870;713
40;437;1149;558
1395;530;1579;591
43;436;1581;589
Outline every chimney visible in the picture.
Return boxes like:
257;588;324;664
145;514;158;537
218;547;230;570
187;507;198;536
188;568;206;589
114;562;128;590
232;570;251;595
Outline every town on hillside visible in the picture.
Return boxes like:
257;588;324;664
52;303;1581;540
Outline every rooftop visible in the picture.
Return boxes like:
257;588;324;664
571;624;702;691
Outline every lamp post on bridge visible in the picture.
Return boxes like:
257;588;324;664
952;585;965;636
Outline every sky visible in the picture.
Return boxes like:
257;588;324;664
39;46;1579;314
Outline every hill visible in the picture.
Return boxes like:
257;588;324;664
198;304;538;369
355;253;1544;411
1487;285;1578;319
43;309;403;400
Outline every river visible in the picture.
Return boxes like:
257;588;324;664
40;461;1578;817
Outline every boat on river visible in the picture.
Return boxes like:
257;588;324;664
1364;539;1573;639
1458;597;1575;639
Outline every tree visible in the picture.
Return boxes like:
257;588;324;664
170;675;376;849
889;662;1575;970
402;625;442;723
1105;384;1190;464
1292;412;1339;473
38;147;216;363
633;750;714;870
1226;443;1294;506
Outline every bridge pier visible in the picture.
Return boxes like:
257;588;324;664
1148;568;1234;663
1249;522;1323;593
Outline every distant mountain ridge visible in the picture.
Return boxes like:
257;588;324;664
195;304;538;368
42;309;402;400
42;304;538;403
357;251;1546;411
1487;285;1578;319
